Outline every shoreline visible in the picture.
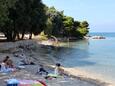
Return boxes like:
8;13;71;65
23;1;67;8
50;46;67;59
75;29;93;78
0;39;112;86
61;68;112;86
47;64;110;86
37;39;113;86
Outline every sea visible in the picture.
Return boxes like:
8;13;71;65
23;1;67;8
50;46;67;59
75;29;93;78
55;32;115;85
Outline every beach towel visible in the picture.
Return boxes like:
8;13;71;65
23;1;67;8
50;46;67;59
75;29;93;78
47;74;62;78
37;80;47;86
5;79;46;86
18;80;44;86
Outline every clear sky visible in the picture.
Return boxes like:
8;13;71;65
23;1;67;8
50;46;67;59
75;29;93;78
42;0;115;32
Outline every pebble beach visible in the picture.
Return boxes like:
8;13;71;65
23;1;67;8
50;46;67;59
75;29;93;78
0;40;108;86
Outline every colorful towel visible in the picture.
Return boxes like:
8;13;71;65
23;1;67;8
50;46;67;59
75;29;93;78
47;74;62;78
18;80;44;86
6;79;46;86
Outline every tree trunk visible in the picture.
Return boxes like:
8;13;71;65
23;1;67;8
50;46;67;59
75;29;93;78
12;31;16;42
17;33;20;40
5;33;13;41
21;33;24;39
21;29;25;39
29;32;32;39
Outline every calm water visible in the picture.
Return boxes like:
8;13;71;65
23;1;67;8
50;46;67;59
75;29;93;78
56;32;115;84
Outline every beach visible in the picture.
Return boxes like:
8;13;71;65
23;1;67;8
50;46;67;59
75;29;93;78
0;39;109;86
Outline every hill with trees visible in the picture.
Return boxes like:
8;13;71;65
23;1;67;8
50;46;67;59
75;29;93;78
0;0;89;41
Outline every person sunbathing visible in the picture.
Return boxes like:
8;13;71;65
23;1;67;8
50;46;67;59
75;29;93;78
45;63;64;79
36;65;48;75
54;63;64;76
7;59;15;68
0;60;8;72
0;56;16;73
19;54;35;65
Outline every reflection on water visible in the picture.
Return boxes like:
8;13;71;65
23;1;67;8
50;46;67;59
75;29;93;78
54;40;96;67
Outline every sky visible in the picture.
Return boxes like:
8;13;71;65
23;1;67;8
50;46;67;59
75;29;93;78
42;0;115;32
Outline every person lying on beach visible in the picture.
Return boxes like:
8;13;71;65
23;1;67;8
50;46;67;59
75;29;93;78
0;56;10;70
19;54;35;65
7;59;17;69
19;54;28;65
0;56;16;73
0;60;8;72
36;65;48;75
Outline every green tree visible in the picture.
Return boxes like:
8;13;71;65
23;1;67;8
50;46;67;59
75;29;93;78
47;7;64;36
14;0;47;39
63;16;74;37
29;0;47;39
0;0;17;41
0;0;89;41
80;21;89;28
44;18;53;36
0;0;16;26
0;0;47;41
77;21;89;36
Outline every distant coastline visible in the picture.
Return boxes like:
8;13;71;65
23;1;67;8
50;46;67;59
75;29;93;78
89;32;115;37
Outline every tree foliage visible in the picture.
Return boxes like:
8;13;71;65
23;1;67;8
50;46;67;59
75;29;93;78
46;7;64;36
0;0;47;41
0;0;89;41
44;6;89;38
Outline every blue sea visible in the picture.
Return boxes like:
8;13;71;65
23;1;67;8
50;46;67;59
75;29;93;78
57;32;115;85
